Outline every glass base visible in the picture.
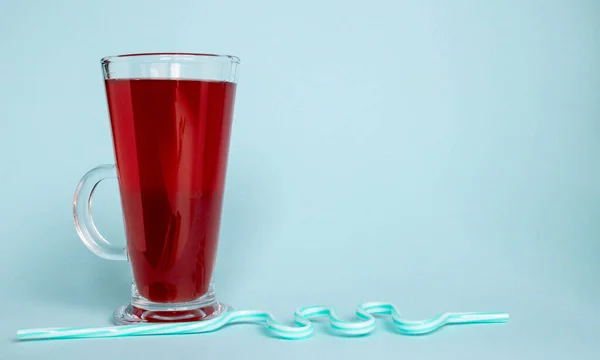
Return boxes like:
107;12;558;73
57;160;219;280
113;282;230;324
113;301;230;324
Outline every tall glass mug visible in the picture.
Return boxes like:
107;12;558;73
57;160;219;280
73;53;239;324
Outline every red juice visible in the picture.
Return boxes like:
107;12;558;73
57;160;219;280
105;78;236;303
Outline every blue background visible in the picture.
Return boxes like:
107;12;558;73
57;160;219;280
1;0;599;358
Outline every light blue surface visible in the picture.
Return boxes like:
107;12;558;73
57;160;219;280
1;0;599;358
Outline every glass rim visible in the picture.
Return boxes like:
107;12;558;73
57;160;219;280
101;52;241;65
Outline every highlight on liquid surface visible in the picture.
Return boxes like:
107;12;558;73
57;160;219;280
105;78;236;303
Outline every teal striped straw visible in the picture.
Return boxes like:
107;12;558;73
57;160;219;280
16;302;509;341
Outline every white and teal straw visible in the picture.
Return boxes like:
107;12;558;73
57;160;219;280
17;302;509;341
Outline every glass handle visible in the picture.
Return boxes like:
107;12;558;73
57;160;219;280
73;164;127;261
